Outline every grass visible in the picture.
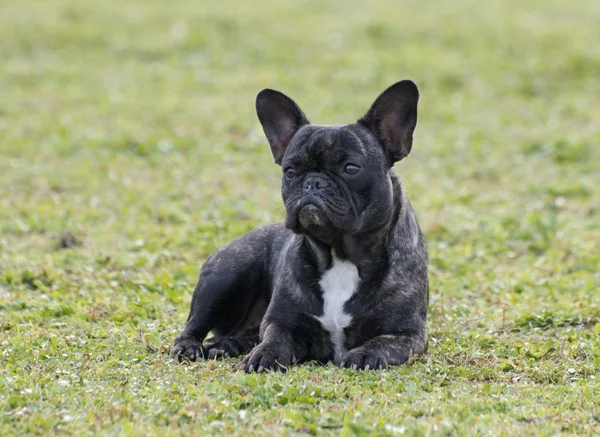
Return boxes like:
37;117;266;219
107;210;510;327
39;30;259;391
1;0;599;435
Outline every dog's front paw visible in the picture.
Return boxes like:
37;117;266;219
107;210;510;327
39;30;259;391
204;337;241;359
170;337;206;362
241;345;292;373
340;348;387;370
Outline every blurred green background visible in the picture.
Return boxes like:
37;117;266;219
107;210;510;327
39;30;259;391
1;0;599;435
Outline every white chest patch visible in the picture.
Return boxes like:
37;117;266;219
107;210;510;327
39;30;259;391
316;254;360;363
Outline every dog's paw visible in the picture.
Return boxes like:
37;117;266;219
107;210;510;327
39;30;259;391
340;348;387;370
170;337;206;363
204;337;241;359
241;345;291;373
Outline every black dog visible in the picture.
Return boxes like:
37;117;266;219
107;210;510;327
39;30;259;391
171;80;429;372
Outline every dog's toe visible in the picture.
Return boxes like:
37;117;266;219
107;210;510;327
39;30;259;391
363;353;385;370
242;345;290;373
205;338;241;359
170;338;205;363
340;349;387;370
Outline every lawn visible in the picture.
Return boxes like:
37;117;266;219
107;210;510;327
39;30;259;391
1;0;599;435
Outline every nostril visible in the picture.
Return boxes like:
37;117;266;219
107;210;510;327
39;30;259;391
315;178;328;189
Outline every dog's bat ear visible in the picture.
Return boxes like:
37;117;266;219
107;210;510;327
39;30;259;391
256;89;309;165
358;80;419;163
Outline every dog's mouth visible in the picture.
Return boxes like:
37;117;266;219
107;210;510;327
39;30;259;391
284;193;361;238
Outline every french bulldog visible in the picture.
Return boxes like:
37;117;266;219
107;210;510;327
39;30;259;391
170;80;429;372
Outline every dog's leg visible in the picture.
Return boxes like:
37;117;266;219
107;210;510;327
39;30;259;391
339;331;427;370
170;278;225;362
170;252;263;362
203;328;260;359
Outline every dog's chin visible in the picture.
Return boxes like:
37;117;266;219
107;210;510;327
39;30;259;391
297;205;331;230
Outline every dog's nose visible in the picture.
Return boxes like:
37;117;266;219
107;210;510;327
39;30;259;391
303;176;329;192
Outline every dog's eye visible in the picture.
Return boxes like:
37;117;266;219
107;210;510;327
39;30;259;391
284;167;297;179
344;164;361;175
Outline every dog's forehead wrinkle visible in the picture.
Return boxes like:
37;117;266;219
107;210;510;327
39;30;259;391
306;127;338;154
344;127;367;154
351;123;384;152
290;125;361;159
285;126;317;160
292;126;367;166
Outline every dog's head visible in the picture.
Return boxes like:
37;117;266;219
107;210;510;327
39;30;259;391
256;81;419;241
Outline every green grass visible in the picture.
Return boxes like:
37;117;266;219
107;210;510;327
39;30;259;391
1;0;599;435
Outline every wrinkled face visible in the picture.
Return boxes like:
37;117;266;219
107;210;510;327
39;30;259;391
256;80;419;242
280;124;393;239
